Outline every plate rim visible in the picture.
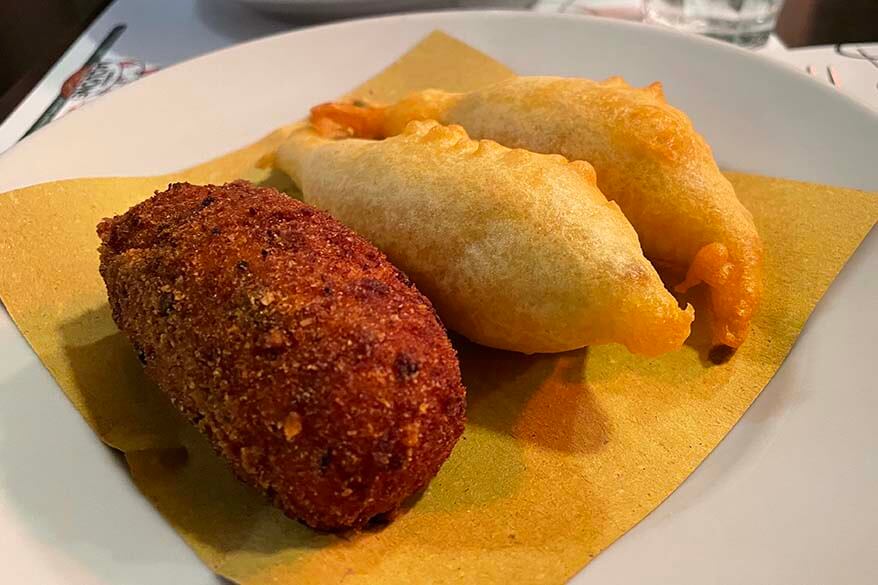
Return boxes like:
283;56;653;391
0;10;876;585
4;9;878;173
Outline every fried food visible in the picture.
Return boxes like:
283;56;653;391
97;182;466;531
311;76;764;351
276;120;693;356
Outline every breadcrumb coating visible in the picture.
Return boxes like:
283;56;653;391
98;181;466;530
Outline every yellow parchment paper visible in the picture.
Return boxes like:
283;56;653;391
1;32;877;584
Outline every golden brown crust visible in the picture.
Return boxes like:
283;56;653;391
277;121;693;356
443;77;764;349
98;182;466;531
313;77;764;349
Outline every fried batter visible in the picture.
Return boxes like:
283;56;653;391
98;182;466;531
276;121;693;356
311;77;764;351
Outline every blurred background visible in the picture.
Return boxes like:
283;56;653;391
1;0;876;129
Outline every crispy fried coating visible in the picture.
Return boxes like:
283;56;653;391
97;182;466;531
276;121;693;356
311;76;764;351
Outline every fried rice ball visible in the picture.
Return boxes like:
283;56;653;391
97;181;466;531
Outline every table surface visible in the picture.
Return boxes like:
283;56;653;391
0;0;875;155
1;0;876;128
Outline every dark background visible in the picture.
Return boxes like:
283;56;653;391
1;0;877;124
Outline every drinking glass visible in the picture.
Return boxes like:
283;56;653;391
643;0;785;47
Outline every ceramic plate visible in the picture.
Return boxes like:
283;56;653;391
0;11;875;584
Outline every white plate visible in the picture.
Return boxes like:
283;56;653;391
229;0;533;19
0;11;876;585
231;0;458;18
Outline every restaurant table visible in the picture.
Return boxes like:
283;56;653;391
1;0;876;155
